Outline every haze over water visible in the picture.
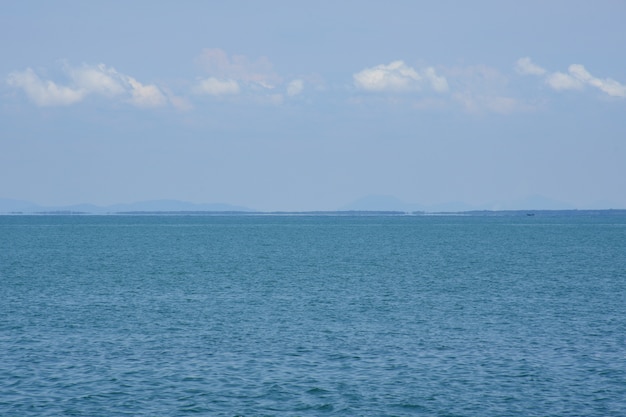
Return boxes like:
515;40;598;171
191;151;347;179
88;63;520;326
2;214;625;416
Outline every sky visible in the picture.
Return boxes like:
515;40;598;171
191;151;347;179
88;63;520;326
2;1;625;211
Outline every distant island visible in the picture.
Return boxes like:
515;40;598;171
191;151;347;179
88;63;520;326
2;197;625;216
0;198;253;215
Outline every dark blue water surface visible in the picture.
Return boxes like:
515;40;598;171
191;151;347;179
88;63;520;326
1;214;625;416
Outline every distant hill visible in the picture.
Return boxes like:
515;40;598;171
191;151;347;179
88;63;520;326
0;198;42;213
0;198;254;214
2;195;622;215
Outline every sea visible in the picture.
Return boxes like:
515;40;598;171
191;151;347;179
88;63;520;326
1;213;625;416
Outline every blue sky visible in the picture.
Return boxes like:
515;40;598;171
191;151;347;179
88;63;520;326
2;1;625;211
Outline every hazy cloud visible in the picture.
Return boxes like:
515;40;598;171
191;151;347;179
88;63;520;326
287;79;304;96
453;92;526;115
353;61;448;93
7;64;168;107
193;48;307;104
443;65;530;114
196;48;281;88
515;57;546;76
168;95;193;111
194;77;240;96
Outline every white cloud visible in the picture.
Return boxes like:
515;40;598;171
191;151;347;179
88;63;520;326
286;79;304;96
515;57;546;76
354;61;418;92
352;62;530;113
6;63;168;108
545;65;626;97
517;58;626;98
68;63;126;97
127;77;167;107
194;77;240;96
568;64;593;83
354;60;448;93
6;68;85;106
590;77;626;98
569;64;626;97
423;67;449;92
546;71;584;91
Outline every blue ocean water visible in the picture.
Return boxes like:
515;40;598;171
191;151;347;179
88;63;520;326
1;214;625;416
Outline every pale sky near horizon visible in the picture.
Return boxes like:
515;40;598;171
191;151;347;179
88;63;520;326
2;1;625;211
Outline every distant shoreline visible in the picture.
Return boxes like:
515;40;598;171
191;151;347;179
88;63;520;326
2;209;626;216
